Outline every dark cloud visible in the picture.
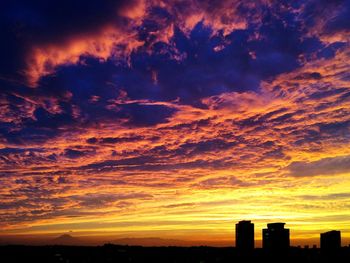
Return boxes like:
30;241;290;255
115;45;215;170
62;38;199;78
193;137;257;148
71;193;153;208
0;200;37;210
195;176;251;189
163;202;196;209
0;147;41;155
239;108;289;127
30;107;75;129
238;108;304;130
146;138;238;158
87;135;144;144
320;0;350;34
86;137;98;144
294;72;322;80
64;149;87;159
300;192;350;200
176;139;237;157
292;128;322;147
57;176;68;184
3;127;61;145
309;88;348;100
157;118;213;133
124;8;323;105
288;155;350;177
79;155;233;173
319;120;350;134
1;0;132;42
0;0;332;144
119;103;177;126
79;156;157;171
102;136;142;144
317;42;346;59
0;0;136;84
260;148;288;160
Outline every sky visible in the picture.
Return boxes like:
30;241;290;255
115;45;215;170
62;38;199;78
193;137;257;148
0;0;350;247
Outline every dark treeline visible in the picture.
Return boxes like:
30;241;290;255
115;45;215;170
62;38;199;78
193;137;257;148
1;245;350;263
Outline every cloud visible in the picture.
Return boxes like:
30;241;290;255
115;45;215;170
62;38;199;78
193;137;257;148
87;135;143;145
63;149;87;159
26;26;143;87
288;155;350;177
319;120;350;135
195;176;251;189
0;0;144;86
71;192;153;208
299;192;350;200
118;103;177;126
3;127;60;145
302;0;350;42
1;0;350;238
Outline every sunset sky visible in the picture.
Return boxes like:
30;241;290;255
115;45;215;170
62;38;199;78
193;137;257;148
1;0;350;246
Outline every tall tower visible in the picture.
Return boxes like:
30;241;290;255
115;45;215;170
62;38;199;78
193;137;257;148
320;230;341;251
262;223;290;250
235;220;254;251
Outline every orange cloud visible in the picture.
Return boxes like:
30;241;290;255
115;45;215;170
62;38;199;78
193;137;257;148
23;0;271;87
25;26;144;87
2;0;350;246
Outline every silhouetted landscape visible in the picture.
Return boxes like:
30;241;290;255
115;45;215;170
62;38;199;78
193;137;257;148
1;245;350;263
1;221;349;262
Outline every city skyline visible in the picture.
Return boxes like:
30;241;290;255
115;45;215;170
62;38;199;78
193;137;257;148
0;220;348;248
1;0;350;247
235;220;344;249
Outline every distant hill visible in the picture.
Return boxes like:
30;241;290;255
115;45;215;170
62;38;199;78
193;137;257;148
0;234;233;247
109;237;186;247
49;234;82;245
108;237;234;247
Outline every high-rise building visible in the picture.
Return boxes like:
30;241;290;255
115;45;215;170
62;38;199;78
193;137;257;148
262;223;290;250
320;230;341;250
235;220;254;251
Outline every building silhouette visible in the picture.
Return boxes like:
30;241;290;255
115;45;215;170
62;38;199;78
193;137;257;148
262;223;290;250
235;220;254;251
320;230;341;251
